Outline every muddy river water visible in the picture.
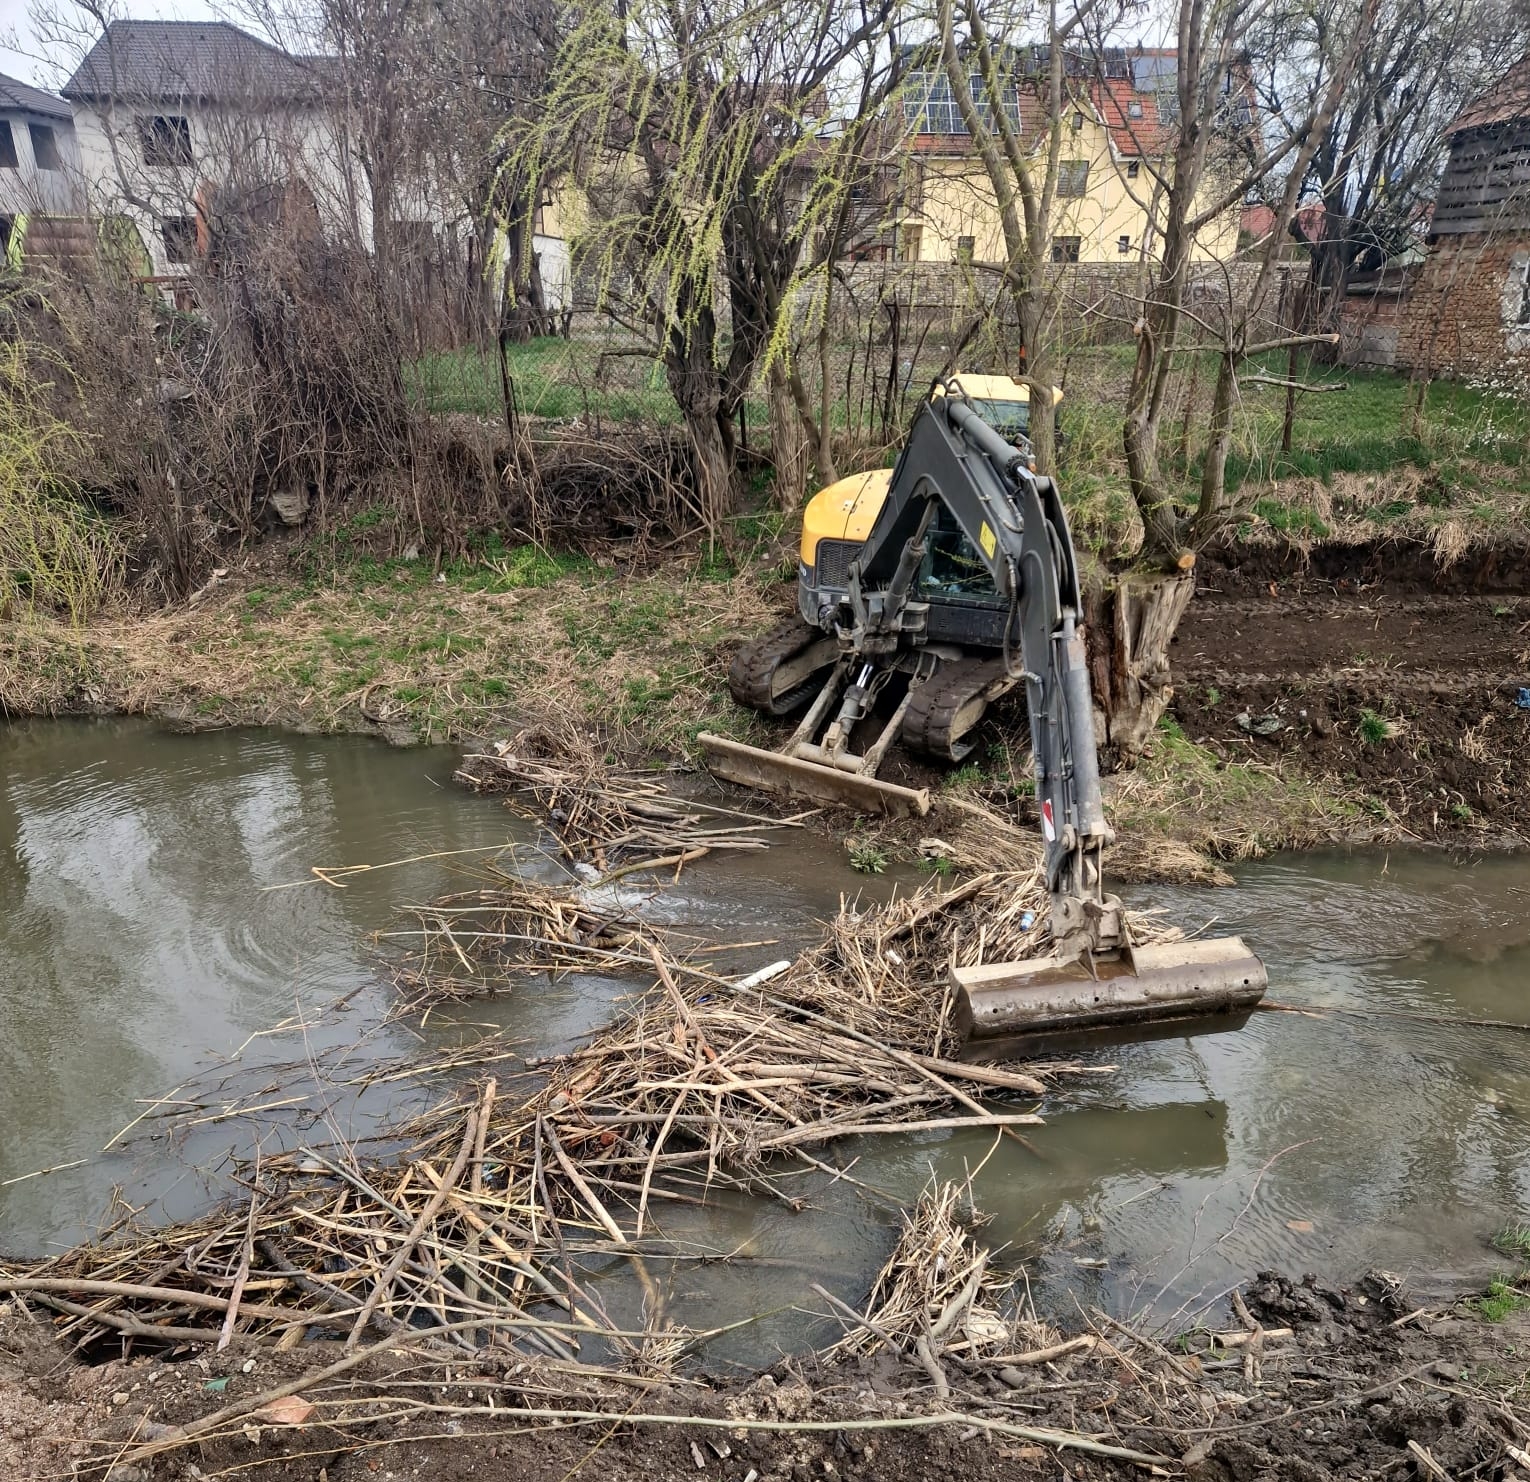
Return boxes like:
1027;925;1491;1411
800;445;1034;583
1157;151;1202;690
2;719;1527;1361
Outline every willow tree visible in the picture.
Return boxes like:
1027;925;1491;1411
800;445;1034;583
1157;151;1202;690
508;0;895;520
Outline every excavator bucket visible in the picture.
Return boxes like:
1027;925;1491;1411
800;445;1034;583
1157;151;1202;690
952;935;1268;1040
697;733;931;818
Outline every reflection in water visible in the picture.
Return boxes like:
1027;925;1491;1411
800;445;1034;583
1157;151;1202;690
3;719;1528;1346
0;718;918;1258
0;719;527;1248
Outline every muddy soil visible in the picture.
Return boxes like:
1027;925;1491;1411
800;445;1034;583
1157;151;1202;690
5;1274;1527;1482
1172;553;1529;844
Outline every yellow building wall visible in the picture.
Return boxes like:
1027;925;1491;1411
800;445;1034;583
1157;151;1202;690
538;180;585;241
899;117;1237;266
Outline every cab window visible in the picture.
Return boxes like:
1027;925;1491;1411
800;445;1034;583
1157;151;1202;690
969;397;1030;442
918;505;998;598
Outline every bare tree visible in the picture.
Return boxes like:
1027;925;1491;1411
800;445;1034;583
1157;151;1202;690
1079;0;1373;757
1295;0;1529;343
933;0;1119;472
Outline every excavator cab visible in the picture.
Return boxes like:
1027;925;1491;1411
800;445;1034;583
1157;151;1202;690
919;503;1000;599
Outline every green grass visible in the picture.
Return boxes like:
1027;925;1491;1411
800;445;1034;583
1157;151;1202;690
1357;708;1394;745
1210;354;1530;491
1493;1225;1530;1261
1476;1275;1530;1322
848;840;888;874
1253;497;1330;538
408;339;715;425
1109;712;1365;865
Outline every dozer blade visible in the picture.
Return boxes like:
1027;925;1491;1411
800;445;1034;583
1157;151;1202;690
952;935;1267;1040
697;733;931;818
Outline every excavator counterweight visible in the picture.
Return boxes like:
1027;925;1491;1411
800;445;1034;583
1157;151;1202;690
701;384;1267;1042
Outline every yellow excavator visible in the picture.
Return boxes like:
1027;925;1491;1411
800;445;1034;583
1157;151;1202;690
698;376;1267;1041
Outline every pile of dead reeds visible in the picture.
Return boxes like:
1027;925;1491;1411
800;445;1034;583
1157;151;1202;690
817;1176;1114;1403
4;782;1162;1367
2;883;1101;1363
774;868;1187;1057
390;870;673;1009
455;722;805;881
399;943;1068;1226
827;1179;1013;1368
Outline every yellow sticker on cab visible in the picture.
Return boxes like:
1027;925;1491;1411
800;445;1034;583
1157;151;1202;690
979;521;997;558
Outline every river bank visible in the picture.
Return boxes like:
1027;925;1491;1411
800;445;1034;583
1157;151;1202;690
2;525;1526;882
3;1267;1528;1481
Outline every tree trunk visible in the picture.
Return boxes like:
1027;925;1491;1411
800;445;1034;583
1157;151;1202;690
1197;351;1237;525
663;295;738;528
1013;282;1056;473
1085;569;1197;764
768;361;810;509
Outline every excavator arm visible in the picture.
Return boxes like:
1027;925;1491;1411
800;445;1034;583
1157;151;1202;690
843;391;1123;960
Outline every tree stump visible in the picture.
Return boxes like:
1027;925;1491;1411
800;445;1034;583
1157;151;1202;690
1086;568;1196;764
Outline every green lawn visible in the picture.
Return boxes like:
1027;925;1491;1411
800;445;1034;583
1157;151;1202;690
408;339;681;424
409;337;1530;546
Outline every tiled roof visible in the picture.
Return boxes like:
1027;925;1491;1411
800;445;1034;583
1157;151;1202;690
1448;54;1530;134
62;20;327;104
1090;76;1174;157
0;71;73;120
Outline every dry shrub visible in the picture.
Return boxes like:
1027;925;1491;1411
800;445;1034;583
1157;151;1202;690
25;225;708;603
30;228;427;598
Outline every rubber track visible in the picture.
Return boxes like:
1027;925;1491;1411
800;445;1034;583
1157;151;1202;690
901;656;1018;761
727;618;827;716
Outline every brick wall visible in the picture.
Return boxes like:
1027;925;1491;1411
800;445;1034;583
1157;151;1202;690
1337;267;1417;369
1395;231;1530;379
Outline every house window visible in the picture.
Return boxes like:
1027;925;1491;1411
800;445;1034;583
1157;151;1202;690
1518;262;1530;326
955;234;975;264
1118;234;1132;254
900;223;923;260
0;122;16;169
1071;110;1085;130
139;115;193;167
1127;159;1140;180
1057;159;1090;197
28;124;60;170
1128;98;1144;119
901;70;1021;136
161;214;198;263
1050;235;1081;263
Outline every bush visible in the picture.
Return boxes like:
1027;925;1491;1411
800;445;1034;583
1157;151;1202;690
0;317;119;621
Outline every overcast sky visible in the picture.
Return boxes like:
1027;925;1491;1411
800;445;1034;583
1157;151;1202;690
0;0;219;87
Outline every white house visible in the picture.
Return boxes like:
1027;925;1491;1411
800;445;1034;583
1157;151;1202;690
0;72;84;250
61;19;371;279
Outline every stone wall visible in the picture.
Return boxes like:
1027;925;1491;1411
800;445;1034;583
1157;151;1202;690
1395;231;1530;381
